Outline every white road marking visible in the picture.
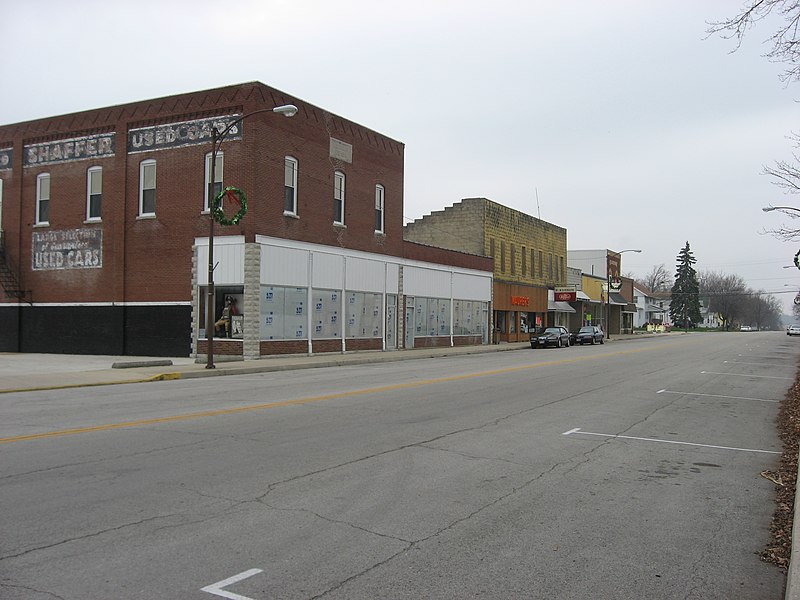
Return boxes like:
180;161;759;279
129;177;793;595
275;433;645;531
201;569;263;600
656;389;778;403
724;360;782;366
700;371;792;380
562;428;780;454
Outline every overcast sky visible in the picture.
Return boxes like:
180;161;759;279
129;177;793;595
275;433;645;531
3;1;798;314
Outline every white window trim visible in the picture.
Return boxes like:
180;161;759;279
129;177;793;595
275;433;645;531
86;166;102;222
374;184;385;234
36;173;50;226
204;151;223;213
139;159;156;217
284;156;298;216
334;170;345;226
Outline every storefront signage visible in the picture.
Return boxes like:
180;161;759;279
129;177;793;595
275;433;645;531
32;228;102;271
24;133;115;167
510;296;529;306
554;291;576;302
127;114;241;153
0;148;11;170
554;286;576;302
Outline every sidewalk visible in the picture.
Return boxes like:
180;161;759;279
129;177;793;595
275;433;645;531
0;333;664;394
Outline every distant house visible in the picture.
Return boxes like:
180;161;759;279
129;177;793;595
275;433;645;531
632;285;669;327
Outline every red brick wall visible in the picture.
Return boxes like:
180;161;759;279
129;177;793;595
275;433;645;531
403;240;492;272
0;82;406;306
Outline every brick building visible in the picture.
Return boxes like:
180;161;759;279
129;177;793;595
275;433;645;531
0;82;492;357
404;198;568;342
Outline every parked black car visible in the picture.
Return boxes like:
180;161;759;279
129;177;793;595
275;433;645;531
531;326;571;349
574;325;604;345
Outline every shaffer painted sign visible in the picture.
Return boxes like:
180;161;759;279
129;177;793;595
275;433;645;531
24;133;115;167
32;228;102;271
128;115;241;153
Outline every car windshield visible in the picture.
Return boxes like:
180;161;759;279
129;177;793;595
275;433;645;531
578;327;593;333
542;328;561;334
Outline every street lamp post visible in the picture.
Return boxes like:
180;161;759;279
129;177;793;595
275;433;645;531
205;104;298;369
605;249;642;340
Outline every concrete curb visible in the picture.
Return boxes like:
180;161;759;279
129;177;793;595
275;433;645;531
786;450;800;600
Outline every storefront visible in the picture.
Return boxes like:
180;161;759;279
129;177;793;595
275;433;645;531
492;282;549;342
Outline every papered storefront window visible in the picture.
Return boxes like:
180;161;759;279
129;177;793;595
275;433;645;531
414;297;451;337
260;286;307;340
313;289;342;338
346;291;383;338
453;300;487;336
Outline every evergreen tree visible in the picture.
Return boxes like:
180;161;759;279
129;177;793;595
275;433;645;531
670;242;701;328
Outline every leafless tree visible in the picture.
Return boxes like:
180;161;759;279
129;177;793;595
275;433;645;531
636;263;671;292
763;132;800;240
706;0;800;84
699;271;748;330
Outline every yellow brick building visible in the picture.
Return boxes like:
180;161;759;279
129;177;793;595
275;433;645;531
404;198;568;341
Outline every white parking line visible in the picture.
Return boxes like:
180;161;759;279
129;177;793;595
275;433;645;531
201;569;263;600
723;360;783;366
700;371;792;380
656;389;779;403
562;428;780;454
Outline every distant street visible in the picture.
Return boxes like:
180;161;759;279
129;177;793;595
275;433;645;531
0;332;794;599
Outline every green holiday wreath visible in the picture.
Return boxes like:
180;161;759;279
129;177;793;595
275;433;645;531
212;186;247;226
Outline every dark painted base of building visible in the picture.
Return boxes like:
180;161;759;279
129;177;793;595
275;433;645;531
0;305;191;356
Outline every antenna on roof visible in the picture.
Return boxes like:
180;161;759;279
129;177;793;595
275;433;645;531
535;188;541;219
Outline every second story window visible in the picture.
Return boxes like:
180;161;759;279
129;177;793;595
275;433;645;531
284;156;298;215
87;167;102;221
36;173;50;225
333;170;345;225
204;152;223;212
139;160;156;217
374;184;384;233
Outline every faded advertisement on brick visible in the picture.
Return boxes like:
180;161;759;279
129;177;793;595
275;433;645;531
127;115;242;154
32;229;102;271
0;148;11;170
24;134;115;167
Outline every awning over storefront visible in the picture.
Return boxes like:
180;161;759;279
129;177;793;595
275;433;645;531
609;293;628;306
548;300;576;313
576;291;593;301
623;303;637;313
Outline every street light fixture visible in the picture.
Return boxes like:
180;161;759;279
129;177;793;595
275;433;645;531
205;104;298;369
763;205;800;214
606;249;642;340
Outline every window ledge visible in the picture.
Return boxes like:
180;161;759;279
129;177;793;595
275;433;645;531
137;214;157;221
283;212;299;219
84;218;102;224
33;222;50;228
333;222;346;229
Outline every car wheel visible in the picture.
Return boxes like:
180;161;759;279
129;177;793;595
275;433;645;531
600;338;604;344
530;343;536;349
590;338;595;345
557;338;562;348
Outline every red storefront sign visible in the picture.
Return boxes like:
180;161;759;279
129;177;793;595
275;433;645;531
554;291;576;302
510;296;530;306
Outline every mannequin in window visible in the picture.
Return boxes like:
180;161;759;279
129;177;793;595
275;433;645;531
214;296;238;338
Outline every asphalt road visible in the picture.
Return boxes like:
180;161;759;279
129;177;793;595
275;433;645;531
0;332;794;599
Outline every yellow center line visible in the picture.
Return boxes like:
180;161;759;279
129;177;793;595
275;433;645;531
0;343;677;445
